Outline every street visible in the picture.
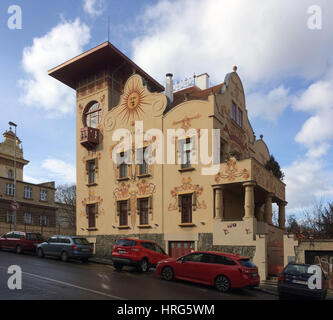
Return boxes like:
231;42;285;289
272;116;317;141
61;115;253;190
0;251;276;300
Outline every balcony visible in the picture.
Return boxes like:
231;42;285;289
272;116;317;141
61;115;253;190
80;127;100;150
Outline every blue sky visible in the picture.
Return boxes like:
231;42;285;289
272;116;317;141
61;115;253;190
1;0;333;218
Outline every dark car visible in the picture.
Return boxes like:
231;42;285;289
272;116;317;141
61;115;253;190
111;238;169;272
37;235;94;262
278;263;328;300
156;251;260;292
0;231;43;253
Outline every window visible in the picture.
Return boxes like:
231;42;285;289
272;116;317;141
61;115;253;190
180;194;192;223
87;159;97;184
85;102;102;128
237;108;243;127
87;204;97;228
26;233;42;241
116;239;137;247
137;147;149;175
141;242;155;251
24;213;33;225
232;102;237;121
73;238;90;245
179;138;192;169
6;212;13;224
119;201;128;226
139;198;149;225
8;169;13;179
119;163;128;179
117;152;129;179
39;216;49;226
238;259;256;268
155;245;166;255
182;253;204;263
24;186;32;199
6;183;15;196
40;190;48;201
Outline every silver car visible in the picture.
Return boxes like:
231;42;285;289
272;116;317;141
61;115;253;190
37;235;94;262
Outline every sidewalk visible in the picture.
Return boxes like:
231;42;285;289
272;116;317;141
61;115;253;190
90;257;114;265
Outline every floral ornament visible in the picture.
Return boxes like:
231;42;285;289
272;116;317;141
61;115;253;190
172;114;201;130
168;177;207;211
215;158;250;183
113;182;131;199
137;179;156;196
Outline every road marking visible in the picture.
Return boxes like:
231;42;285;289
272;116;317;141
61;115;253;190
0;266;126;300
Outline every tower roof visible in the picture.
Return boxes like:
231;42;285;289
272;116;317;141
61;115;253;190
48;41;164;92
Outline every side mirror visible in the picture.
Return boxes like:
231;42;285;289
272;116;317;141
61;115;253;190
46;238;51;243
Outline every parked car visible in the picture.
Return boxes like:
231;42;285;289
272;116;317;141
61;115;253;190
156;251;260;292
37;235;94;262
111;238;169;272
278;263;328;300
0;231;43;254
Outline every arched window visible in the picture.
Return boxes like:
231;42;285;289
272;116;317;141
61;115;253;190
84;102;102;128
8;169;13;179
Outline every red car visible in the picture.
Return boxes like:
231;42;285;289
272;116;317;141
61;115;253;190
156;251;260;292
0;231;44;254
111;238;169;272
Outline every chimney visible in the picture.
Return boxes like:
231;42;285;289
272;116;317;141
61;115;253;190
196;73;210;90
165;73;174;103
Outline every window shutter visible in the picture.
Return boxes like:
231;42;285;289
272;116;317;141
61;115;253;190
148;196;153;214
178;194;182;212
95;203;99;217
127;199;131;215
116;202;120;216
39;216;42;226
192;192;197;211
86;161;89;174
86;205;89;217
137;198;140;215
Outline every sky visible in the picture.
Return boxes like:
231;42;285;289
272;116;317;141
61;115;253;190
0;0;332;218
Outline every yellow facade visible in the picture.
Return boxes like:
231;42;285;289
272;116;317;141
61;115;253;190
50;41;290;279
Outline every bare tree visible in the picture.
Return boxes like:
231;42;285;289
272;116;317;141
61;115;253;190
55;184;76;230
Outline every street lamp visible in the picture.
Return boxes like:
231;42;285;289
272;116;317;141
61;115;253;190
8;121;17;231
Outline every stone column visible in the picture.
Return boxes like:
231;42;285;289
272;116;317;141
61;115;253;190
214;187;224;219
278;201;287;229
264;193;274;224
243;182;256;219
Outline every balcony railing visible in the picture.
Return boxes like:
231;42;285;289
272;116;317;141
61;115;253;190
80;127;100;150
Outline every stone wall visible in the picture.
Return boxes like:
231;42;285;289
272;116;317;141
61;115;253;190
198;233;256;259
95;233;164;259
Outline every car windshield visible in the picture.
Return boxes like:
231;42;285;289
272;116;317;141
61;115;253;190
73;238;90;245
27;233;43;241
116;239;137;247
238;259;256;268
284;264;312;275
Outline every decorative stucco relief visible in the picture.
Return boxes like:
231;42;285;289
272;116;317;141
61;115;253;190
168;177;207;211
214;158;250;183
172;114;201;130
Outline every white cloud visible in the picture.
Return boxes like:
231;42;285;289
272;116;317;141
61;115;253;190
132;0;333;86
246;85;293;122
23;174;42;185
283;158;333;211
41;159;76;184
83;0;105;17
19;18;91;117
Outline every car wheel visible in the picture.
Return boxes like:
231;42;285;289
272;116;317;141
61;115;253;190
61;251;69;262
138;258;149;272
114;263;123;271
37;248;44;258
162;266;174;281
16;245;22;254
215;275;231;293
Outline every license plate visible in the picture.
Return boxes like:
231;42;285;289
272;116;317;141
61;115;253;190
252;273;258;277
119;250;127;254
82;248;90;252
292;280;307;285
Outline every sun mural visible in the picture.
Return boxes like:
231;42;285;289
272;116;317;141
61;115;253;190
118;77;150;123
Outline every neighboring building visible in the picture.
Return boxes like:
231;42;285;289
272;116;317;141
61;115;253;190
49;41;291;279
0;128;61;238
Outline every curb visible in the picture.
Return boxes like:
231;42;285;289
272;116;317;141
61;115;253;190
90;258;114;266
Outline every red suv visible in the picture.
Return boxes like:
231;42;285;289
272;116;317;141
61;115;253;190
156;251;260;292
111;238;169;272
0;231;44;254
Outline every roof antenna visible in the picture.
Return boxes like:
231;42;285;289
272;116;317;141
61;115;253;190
107;16;110;42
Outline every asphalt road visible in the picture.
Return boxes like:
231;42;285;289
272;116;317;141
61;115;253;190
0;250;276;300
